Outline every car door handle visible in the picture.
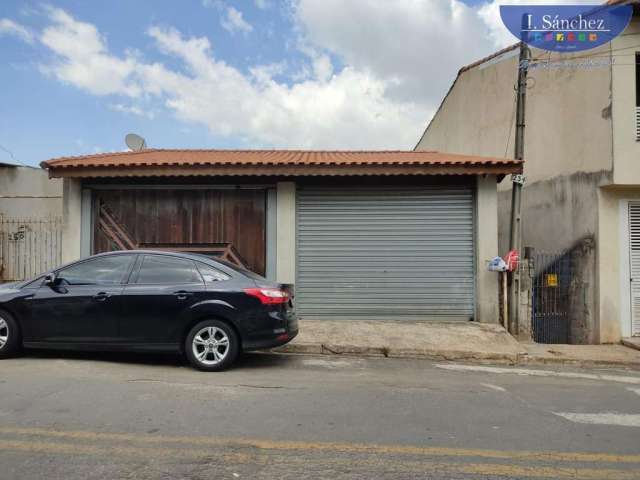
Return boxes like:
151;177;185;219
93;292;111;302
174;291;193;300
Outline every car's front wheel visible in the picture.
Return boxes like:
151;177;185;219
185;320;239;371
0;310;21;359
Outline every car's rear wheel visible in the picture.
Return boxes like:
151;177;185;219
185;320;239;371
0;311;21;359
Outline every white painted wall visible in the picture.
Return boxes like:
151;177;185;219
598;187;640;341
475;175;500;323
276;182;296;285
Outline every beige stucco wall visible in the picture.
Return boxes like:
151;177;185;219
416;49;519;160
475;175;500;323
0;166;62;218
417;39;624;343
611;17;640;185
417;46;614;188
276;182;296;285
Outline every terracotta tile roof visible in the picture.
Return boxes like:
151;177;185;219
41;149;522;178
458;43;520;74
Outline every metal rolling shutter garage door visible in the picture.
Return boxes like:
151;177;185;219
296;186;475;321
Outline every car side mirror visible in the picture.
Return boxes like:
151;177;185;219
44;272;58;286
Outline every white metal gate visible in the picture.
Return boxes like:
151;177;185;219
628;203;640;336
0;216;62;282
296;185;475;321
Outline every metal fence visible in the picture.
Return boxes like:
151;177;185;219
0;216;62;282
531;251;572;343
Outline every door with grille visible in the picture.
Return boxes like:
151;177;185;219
628;202;640;336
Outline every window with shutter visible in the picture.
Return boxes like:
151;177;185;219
628;202;640;336
636;53;640;141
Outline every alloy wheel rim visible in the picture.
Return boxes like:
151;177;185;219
0;318;8;349
192;326;230;365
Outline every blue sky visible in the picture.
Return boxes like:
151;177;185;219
0;0;593;166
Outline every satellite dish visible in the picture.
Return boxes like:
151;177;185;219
125;133;147;151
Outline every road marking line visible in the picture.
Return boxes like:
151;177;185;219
481;383;507;392
554;412;640;427
301;358;360;368
627;387;640;396
436;364;640;385
0;439;637;479
0;426;639;464
456;462;639;480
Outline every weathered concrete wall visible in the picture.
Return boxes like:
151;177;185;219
498;172;607;254
517;258;534;342
276;182;296;285
498;172;607;344
61;178;82;264
475;175;500;323
0;166;62;218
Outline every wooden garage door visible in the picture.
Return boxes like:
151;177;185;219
92;188;266;275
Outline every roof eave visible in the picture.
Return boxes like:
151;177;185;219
44;163;523;180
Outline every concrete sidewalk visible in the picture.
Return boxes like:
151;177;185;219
622;337;640;351
274;320;640;369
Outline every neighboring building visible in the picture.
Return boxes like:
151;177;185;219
40;149;521;324
0;162;63;281
0;162;62;218
416;5;640;342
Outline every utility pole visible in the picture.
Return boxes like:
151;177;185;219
508;40;530;336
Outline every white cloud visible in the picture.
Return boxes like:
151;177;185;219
221;6;253;35
108;103;155;119
39;7;140;97
36;9;426;149
139;26;424;147
254;0;270;9
292;0;495;106
0;18;34;43
33;2;607;150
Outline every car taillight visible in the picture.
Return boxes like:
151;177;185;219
244;288;289;305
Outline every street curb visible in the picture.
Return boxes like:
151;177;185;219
518;354;640;370
273;343;519;364
622;338;640;352
273;343;640;370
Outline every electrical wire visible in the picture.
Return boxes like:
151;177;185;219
504;92;518;158
0;144;26;166
528;42;640;64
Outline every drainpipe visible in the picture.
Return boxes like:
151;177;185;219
508;41;530;336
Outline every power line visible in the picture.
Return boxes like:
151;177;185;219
529;42;640;64
0;144;26;166
504;91;518;158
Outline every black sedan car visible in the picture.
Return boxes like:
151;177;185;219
0;250;298;371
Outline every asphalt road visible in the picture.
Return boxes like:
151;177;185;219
1;350;640;479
